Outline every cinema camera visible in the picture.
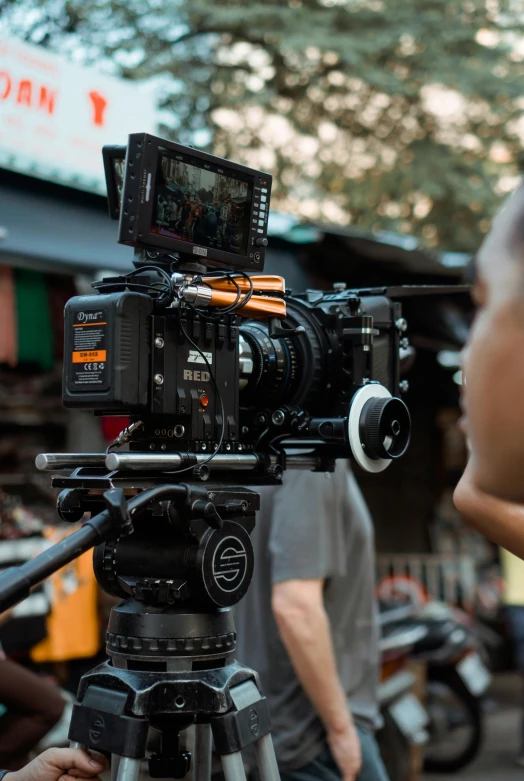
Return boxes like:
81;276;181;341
69;134;412;475
0;134;414;781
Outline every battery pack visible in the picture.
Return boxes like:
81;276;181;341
63;291;152;411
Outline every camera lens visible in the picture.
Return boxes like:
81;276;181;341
238;322;297;404
239;301;327;411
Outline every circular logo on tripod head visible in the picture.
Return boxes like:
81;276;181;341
89;713;105;744
212;536;248;593
202;522;254;607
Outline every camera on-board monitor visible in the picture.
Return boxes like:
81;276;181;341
64;133;412;479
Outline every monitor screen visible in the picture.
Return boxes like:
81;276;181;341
151;149;254;255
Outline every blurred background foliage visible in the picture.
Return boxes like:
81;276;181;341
1;0;524;251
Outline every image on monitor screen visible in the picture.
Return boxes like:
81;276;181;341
151;151;253;255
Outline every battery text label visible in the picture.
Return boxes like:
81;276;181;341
72;350;107;363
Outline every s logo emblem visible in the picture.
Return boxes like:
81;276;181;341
249;708;260;737
212;536;248;593
89;714;105;744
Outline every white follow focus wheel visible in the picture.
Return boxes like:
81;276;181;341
348;384;393;473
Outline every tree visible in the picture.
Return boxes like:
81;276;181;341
1;0;523;251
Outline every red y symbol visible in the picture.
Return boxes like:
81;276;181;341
88;91;107;126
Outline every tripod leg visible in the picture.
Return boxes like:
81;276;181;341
221;752;248;781
194;724;213;781
254;735;280;781
115;756;142;781
111;755;121;781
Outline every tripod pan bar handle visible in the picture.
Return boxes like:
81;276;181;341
0;484;190;614
0;521;106;614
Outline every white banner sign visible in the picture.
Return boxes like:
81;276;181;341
0;36;157;193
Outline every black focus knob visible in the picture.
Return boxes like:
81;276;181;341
359;396;411;460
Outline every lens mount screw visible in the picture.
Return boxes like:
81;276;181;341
154;337;164;348
154;374;164;385
271;409;286;426
256;413;267;425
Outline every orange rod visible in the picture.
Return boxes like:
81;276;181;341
208;290;286;319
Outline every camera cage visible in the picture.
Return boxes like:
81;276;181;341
113;133;271;272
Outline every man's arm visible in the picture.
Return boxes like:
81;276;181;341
272;578;362;781
454;462;524;559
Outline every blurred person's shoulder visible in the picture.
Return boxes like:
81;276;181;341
280;458;351;491
283;465;335;486
254;460;352;509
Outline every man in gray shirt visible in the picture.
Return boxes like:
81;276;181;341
236;461;389;781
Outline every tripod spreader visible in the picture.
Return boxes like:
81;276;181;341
0;484;199;614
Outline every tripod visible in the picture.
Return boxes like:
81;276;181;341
0;471;281;781
68;600;279;781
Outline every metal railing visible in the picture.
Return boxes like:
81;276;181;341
376;553;477;610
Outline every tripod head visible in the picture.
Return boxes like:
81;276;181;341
0;482;256;617
93;484;256;612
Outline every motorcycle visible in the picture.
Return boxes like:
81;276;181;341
379;600;491;774
377;604;430;781
412;602;491;773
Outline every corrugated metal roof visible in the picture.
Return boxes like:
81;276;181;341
0;172;471;278
0;176;133;273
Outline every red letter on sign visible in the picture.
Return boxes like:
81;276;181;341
39;85;57;115
16;79;32;106
88;90;107;126
0;72;11;100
